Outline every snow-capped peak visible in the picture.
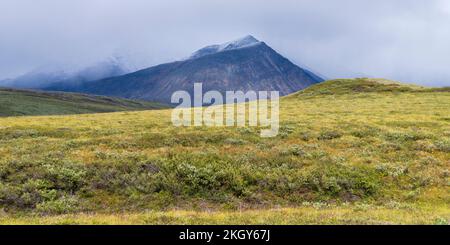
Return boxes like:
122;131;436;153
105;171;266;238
218;35;260;51
188;35;262;60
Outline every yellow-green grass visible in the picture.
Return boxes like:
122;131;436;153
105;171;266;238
0;87;167;117
1;203;448;225
0;78;448;224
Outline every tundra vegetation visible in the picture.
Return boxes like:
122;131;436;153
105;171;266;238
0;79;448;224
0;88;166;117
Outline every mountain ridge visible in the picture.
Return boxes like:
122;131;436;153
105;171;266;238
0;87;167;117
0;56;133;89
44;36;324;103
289;78;450;98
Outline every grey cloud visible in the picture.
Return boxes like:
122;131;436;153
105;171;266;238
0;0;449;86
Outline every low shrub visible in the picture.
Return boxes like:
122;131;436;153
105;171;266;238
36;195;80;214
434;140;450;152
224;138;247;145
318;131;342;140
305;164;381;198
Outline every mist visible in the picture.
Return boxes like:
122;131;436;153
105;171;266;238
1;0;449;86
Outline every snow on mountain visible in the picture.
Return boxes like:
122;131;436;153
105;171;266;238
47;35;324;103
188;35;262;60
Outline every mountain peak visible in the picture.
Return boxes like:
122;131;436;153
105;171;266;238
224;35;260;48
188;35;262;60
44;35;324;103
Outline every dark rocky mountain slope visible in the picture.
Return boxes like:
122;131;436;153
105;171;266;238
45;35;323;103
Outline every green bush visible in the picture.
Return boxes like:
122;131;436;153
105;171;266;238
306;164;381;198
288;145;306;156
375;163;408;178
175;163;223;193
0;183;22;207
42;163;86;192
36;195;80;214
318;131;342;140
224;138;247;145
351;127;380;138
385;131;429;142
434;140;450;152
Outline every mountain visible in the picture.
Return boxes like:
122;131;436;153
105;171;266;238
0;87;167;117
0;57;131;89
0;69;69;89
54;58;131;86
44;35;324;103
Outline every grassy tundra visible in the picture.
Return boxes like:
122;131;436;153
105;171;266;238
0;87;166;116
0;79;449;224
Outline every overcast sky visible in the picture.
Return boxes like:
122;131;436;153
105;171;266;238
1;0;449;86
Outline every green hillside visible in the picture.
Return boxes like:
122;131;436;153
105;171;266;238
0;79;448;224
290;78;449;97
0;88;167;117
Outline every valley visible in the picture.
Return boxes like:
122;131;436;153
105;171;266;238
0;78;448;224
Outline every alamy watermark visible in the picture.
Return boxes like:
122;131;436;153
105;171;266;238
171;83;279;137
